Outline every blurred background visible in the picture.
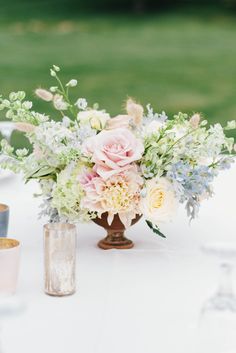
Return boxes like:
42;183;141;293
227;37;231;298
0;0;236;148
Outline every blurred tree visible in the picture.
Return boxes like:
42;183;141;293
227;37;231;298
3;0;236;16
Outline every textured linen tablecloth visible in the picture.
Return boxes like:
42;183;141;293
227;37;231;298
0;166;236;353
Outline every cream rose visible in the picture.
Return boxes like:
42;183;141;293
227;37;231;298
77;110;110;130
141;177;177;224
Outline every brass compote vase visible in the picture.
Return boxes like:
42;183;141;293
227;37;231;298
93;213;142;250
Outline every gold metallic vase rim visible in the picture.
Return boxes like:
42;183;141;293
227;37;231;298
0;238;20;250
0;204;9;212
44;223;76;231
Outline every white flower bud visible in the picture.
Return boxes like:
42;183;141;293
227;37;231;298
2;99;10;108
53;65;60;72
9;92;18;101
50;69;56;77
50;86;58;93
35;89;53;102
75;98;87;110
6;110;14;119
17;91;26;100
66;79;77;87
16;148;28;157
13;101;21;110
226;120;236;130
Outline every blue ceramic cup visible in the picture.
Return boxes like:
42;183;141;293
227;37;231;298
0;204;9;237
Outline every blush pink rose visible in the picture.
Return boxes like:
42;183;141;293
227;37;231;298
82;128;144;179
78;169;104;213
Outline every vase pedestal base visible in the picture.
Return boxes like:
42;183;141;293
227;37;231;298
97;232;134;250
93;213;141;250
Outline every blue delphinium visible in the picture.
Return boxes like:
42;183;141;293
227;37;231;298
167;161;215;219
217;156;234;170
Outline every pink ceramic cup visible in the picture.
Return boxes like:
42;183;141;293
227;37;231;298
0;238;20;295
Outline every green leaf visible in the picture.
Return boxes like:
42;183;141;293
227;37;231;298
146;220;166;238
32;167;56;178
25;166;56;179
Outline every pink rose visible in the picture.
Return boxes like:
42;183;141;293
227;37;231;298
82;128;144;179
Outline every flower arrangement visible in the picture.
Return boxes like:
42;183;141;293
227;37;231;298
0;65;236;239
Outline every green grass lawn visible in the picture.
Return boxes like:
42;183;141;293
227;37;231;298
0;10;236;148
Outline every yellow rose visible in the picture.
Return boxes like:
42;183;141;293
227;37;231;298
141;177;177;224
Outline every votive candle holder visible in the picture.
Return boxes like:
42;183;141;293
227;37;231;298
44;223;77;296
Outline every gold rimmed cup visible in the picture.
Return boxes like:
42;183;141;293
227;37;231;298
0;238;20;296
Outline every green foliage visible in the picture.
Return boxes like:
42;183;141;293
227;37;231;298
146;220;166;238
1;0;236;16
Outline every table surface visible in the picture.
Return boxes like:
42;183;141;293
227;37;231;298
1;166;236;353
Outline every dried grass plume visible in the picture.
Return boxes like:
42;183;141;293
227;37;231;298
126;98;144;125
15;122;36;133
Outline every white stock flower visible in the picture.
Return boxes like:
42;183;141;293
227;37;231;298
22;101;33;109
53;94;69;110
66;79;78;87
143;120;164;135
62;116;71;127
77;109;110;130
16;148;28;157
141;177;177;224
75;98;87;110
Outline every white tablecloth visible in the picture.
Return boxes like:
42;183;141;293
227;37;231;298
0;166;236;353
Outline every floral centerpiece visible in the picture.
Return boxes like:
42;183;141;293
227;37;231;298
0;65;235;249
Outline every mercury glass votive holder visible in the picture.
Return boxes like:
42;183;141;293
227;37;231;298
44;223;77;296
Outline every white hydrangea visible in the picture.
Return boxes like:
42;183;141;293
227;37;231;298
33;121;79;155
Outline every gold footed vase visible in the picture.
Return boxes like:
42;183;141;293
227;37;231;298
93;213;142;250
